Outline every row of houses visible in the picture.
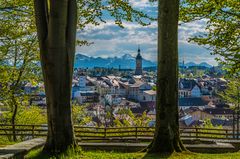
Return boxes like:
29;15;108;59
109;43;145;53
179;107;235;128
178;77;227;98
72;74;156;104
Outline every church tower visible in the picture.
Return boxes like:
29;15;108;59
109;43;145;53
135;46;143;75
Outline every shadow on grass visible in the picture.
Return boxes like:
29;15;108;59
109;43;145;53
25;148;51;159
143;152;172;159
26;146;83;159
29;152;51;159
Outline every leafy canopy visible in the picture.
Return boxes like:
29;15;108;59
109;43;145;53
180;0;240;74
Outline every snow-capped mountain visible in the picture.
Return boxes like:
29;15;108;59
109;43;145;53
74;53;156;69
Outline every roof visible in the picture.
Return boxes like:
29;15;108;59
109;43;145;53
79;91;99;96
130;80;144;88
179;97;209;107
86;80;95;86
140;101;155;109
211;118;233;126
130;107;148;114
204;108;234;115
143;90;156;95
179;78;200;90
184;107;202;114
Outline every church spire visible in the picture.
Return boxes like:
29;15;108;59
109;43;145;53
135;45;143;75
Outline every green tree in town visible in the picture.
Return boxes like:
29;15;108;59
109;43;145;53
219;79;240;109
113;109;151;128
72;105;91;125
219;78;240;138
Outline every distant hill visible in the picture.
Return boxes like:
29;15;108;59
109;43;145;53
180;62;213;68
74;53;156;69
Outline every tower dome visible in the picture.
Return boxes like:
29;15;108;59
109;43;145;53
136;47;142;60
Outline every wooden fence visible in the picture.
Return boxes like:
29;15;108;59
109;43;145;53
0;124;239;141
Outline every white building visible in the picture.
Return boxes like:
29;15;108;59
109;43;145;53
139;90;156;102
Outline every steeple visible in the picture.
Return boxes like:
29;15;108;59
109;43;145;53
136;45;142;60
135;45;143;75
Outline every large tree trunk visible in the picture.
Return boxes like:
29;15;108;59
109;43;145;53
34;0;77;154
148;0;185;153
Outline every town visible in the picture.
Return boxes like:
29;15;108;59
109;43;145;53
1;0;239;158
23;47;238;130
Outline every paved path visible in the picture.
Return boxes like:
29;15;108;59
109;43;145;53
0;138;45;159
78;142;236;153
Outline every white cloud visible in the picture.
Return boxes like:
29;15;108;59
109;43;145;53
129;0;157;8
76;10;216;65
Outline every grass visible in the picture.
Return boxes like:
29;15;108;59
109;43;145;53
26;147;240;159
0;136;16;147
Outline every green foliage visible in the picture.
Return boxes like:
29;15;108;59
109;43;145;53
77;0;155;29
218;78;240;109
152;86;156;91
180;0;240;74
72;104;91;125
1;105;46;125
0;0;41;132
196;119;224;139
0;105;46;143
17;106;46;125
203;119;222;129
113;108;151;127
0;136;16;147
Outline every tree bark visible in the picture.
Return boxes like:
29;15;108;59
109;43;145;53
148;0;186;153
34;0;77;154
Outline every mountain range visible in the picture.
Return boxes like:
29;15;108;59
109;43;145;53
74;53;156;69
179;61;212;68
74;53;213;69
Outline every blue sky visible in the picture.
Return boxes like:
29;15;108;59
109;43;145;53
76;0;218;66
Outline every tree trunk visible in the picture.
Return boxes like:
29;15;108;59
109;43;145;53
34;0;77;154
11;95;18;142
148;0;185;153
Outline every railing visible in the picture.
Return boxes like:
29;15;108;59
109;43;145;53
0;124;239;141
0;124;47;140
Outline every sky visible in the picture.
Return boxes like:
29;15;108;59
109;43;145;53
76;0;218;66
